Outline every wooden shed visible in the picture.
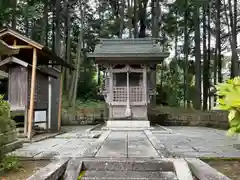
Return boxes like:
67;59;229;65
0;28;73;139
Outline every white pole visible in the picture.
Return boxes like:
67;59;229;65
125;67;131;117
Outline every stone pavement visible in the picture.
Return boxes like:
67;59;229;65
96;131;159;158
153;126;240;158
9;125;240;160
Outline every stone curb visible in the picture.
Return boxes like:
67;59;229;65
26;158;69;180
155;125;173;133
144;130;171;158
185;158;231;180
172;159;193;180
85;123;103;132
20;131;65;143
83;130;111;157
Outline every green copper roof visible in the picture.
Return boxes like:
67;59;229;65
88;38;169;58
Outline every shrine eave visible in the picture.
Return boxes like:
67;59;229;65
87;52;170;58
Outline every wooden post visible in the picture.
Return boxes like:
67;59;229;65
108;66;113;119
27;48;37;139
143;65;147;104
58;70;63;132
13;39;17;46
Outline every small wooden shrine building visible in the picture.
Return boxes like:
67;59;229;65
0;28;73;139
88;38;169;129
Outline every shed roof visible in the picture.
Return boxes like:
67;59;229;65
0;27;74;70
0;56;57;78
87;38;169;59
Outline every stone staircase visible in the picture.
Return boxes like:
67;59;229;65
81;171;177;180
80;159;180;180
27;158;232;180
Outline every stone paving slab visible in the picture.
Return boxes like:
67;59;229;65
128;131;159;158
96;131;127;158
152;126;240;158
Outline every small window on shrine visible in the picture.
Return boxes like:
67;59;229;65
129;73;142;86
114;73;127;86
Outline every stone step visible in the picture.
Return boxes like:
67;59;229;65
102;127;153;131
83;160;174;171
81;171;177;180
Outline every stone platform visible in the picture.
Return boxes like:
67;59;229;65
9;125;240;160
104;120;151;130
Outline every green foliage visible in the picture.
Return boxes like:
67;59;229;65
157;60;184;106
0;95;15;134
62;95;105;116
0;94;16;164
214;77;240;135
0;155;21;173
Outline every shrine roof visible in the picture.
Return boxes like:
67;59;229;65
87;38;169;59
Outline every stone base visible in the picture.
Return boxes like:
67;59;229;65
102;120;152;130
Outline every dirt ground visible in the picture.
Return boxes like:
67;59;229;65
205;160;240;180
0;160;50;180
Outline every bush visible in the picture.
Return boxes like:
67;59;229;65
0;95;15;134
0;155;21;173
0;94;17;167
214;77;240;135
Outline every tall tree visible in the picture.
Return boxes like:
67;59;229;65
55;0;61;55
202;2;208;110
127;0;133;38
229;0;238;77
11;0;17;29
133;0;138;37
119;0;125;38
193;3;201;109
183;0;189;108
215;0;222;83
138;0;148;38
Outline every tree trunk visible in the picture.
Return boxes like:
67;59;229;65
216;0;222;83
24;0;29;36
64;0;72;93
127;0;133;38
133;0;138;38
71;0;84;107
11;0;17;29
138;0;148;38
194;5;202;110
151;0;160;37
41;0;49;45
52;3;56;51
183;0;189;108
202;4;208;110
229;0;238;77
55;0;61;56
223;0;232;45
119;0;125;38
207;2;212;110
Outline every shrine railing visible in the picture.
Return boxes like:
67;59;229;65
113;86;143;102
